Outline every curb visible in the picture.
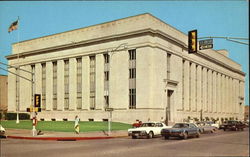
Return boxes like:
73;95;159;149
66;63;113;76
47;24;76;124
6;135;127;141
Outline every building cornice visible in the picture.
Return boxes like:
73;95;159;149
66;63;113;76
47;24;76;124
6;27;245;78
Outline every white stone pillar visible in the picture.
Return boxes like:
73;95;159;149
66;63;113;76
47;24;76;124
202;67;207;112
19;65;32;111
190;63;196;112
8;68;16;112
69;58;77;111
217;73;221;113
212;71;217;113
35;63;42;96
57;60;64;111
45;62;53;111
222;75;226;114
207;69;212;113
196;65;202;113
96;54;104;110
225;76;229;114
82;56;90;110
183;60;190;111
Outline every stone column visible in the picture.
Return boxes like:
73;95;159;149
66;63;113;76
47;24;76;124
45;61;53;111
190;63;196;112
212;71;217;113
222;75;226;114
57;60;64;111
69;58;77;110
19;65;32;111
207;69;212;113
82;56;90;110
96;54;104;110
202;67;207;112
8;68;16;111
196;65;202;113
183;60;190;111
217;73;221;113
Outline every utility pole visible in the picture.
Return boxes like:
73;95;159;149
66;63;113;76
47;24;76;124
105;43;128;136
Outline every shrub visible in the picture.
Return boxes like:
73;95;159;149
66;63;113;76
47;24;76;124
6;113;30;120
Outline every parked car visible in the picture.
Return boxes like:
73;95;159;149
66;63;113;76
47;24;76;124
0;125;5;137
196;122;216;133
161;123;200;140
206;121;219;129
128;122;171;139
222;120;246;131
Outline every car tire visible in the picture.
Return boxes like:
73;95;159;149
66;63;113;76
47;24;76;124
182;132;188;140
132;135;137;139
148;131;154;139
196;132;200;138
210;130;214;133
164;136;169;140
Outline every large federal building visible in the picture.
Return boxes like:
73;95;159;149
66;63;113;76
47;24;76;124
7;13;245;123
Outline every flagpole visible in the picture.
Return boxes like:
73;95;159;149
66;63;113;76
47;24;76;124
16;16;20;124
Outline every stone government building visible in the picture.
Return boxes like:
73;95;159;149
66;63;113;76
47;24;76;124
7;13;245;123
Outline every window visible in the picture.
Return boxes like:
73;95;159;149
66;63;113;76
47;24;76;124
77;58;82;109
90;56;96;110
104;95;109;108
104;71;109;81
129;68;136;79
41;63;46;110
53;62;57;110
129;89;136;109
103;53;109;64
167;53;171;79
64;60;69;110
129;49;136;60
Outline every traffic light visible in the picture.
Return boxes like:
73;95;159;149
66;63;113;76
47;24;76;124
188;30;197;53
34;94;41;107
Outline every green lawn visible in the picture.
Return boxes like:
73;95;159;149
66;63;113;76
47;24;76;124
0;120;132;132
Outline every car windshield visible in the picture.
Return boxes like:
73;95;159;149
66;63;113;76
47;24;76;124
173;123;188;128
141;123;155;127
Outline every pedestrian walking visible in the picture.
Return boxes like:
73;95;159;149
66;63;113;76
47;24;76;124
74;115;80;134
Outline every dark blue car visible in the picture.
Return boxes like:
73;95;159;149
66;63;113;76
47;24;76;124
161;123;200;140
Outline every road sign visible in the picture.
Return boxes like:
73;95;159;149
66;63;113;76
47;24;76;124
199;39;213;50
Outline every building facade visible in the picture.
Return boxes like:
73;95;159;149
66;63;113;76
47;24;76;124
0;75;8;112
6;13;245;123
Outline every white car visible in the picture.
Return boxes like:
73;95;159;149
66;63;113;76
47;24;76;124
0;125;5;136
128;122;171;139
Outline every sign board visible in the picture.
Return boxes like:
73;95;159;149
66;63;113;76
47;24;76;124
199;39;213;50
105;108;114;112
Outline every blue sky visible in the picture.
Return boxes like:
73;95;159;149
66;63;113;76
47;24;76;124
0;1;249;105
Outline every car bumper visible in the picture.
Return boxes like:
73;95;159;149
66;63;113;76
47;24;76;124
128;132;148;137
161;132;183;137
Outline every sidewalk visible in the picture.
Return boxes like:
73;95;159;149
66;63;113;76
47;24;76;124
4;129;128;141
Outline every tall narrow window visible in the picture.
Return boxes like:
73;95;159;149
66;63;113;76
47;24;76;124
31;65;35;107
53;62;57;110
167;53;171;79
104;53;110;64
129;89;136;109
90;56;96;110
129;49;136;109
104;53;110;108
64;60;69;110
77;58;82;109
41;63;46;110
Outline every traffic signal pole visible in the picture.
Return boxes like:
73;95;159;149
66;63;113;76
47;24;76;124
198;36;249;45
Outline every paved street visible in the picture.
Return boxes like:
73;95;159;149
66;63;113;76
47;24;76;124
1;128;249;157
